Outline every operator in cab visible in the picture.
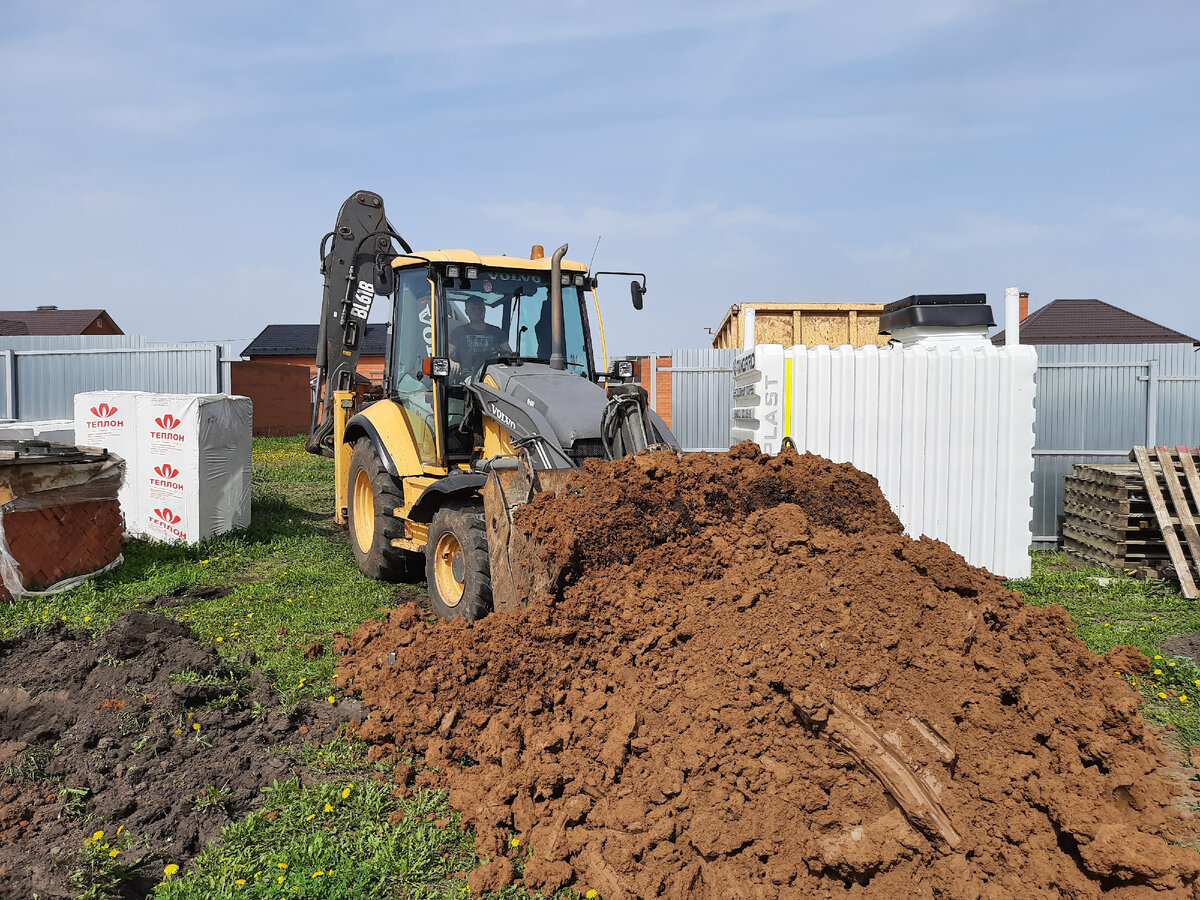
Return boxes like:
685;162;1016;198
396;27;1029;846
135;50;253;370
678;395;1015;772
449;296;512;377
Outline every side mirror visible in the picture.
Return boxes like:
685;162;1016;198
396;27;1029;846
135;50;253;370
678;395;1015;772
373;262;396;295
631;280;644;310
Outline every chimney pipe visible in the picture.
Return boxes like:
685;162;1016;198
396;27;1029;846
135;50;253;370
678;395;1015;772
1019;292;1029;322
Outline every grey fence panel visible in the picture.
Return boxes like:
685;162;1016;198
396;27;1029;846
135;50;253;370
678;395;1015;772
10;345;223;420
670;348;738;452
1031;343;1200;543
0;334;146;351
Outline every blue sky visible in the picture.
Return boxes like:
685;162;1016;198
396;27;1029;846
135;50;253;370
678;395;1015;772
2;1;1197;355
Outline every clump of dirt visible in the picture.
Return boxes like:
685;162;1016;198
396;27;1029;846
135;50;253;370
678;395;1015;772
338;444;1200;899
0;609;358;899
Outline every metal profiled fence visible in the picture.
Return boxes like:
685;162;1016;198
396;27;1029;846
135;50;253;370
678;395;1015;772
0;337;241;420
1030;343;1200;543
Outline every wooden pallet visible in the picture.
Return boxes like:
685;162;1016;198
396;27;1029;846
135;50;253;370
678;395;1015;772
1130;446;1199;598
1063;447;1199;597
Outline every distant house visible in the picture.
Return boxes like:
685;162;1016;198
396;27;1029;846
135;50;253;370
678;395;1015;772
0;306;123;336
240;323;389;383
989;298;1200;547
992;298;1198;346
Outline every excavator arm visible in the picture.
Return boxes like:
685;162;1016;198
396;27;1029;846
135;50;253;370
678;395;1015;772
307;190;413;457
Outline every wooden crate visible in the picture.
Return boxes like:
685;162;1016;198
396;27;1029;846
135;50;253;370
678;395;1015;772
711;302;889;350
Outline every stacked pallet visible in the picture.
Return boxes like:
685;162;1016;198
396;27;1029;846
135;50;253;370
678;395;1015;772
1063;446;1200;598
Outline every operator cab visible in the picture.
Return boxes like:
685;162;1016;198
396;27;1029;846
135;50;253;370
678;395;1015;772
387;254;598;468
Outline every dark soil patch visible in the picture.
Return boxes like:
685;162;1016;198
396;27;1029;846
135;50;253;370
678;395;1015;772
1163;631;1200;662
340;444;1200;899
0;610;361;899
141;585;234;609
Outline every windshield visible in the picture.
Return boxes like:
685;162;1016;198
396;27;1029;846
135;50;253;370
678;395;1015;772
444;269;591;376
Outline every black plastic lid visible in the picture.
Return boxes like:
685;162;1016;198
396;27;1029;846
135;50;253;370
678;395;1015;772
879;294;995;335
883;293;987;313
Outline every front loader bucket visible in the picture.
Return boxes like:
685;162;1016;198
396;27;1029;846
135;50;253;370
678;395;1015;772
482;462;575;612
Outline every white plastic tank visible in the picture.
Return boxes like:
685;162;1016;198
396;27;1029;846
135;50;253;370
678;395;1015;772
732;293;1037;578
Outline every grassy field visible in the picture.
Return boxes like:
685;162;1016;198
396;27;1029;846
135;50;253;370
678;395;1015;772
4;436;1199;897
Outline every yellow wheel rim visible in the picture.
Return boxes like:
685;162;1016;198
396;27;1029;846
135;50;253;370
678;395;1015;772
433;531;465;607
352;468;375;553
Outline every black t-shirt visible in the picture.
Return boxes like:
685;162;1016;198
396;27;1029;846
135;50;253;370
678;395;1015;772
452;323;507;364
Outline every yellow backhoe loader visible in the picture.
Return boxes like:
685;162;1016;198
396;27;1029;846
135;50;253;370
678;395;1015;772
306;190;677;619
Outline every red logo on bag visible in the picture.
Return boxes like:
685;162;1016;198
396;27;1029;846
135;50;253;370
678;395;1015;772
87;403;123;427
151;413;185;441
154;464;179;479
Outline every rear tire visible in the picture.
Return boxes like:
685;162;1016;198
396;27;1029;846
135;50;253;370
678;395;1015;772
425;501;492;620
347;438;410;580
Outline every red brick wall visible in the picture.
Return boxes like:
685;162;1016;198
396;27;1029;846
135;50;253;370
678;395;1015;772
231;361;313;437
250;355;386;384
635;356;672;428
0;499;123;601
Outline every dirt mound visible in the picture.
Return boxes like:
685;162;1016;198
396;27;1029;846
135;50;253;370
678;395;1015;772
0;608;358;899
338;445;1200;899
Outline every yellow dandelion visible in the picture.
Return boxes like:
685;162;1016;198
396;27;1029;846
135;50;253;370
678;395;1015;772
92;831;105;842
193;723;201;731
235;879;246;885
324;803;333;812
1169;662;1177;667
1154;669;1163;675
84;616;91;622
116;825;123;835
1181;695;1189;703
164;864;180;877
586;891;598;899
313;871;324;878
1154;654;1163;659
109;849;119;858
278;875;286;884
277;862;288;869
1159;692;1168;699
341;785;352;799
327;696;336;704
510;837;520;848
306;814;315;821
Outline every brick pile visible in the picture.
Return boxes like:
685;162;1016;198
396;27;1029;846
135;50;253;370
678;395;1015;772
0;499;124;600
0;444;124;601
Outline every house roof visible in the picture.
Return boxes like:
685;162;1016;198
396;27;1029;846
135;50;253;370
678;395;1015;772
241;324;390;358
0;308;119;335
0;319;31;336
992;299;1199;346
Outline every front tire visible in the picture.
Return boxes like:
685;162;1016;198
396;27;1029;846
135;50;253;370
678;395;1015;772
347;438;411;580
425;501;492;620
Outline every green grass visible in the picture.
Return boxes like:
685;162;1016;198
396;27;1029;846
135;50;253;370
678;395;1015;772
153;732;562;900
1010;551;1200;746
0;436;420;702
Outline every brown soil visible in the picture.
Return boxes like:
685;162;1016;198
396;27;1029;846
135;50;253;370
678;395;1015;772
0;604;359;899
338;444;1200;899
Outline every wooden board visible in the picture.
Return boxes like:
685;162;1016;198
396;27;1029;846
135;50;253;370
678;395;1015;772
1133;446;1197;598
1156;445;1200;572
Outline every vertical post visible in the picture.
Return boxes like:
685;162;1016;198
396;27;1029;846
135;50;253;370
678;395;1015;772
649;352;658;414
743;307;756;350
1004;287;1020;346
1146;358;1159;447
1;350;12;420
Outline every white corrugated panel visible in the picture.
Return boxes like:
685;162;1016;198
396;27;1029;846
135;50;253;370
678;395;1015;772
732;338;1037;578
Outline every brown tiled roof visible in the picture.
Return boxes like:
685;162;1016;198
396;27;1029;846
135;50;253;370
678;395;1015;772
992;299;1198;346
0;308;116;335
0;319;31;336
